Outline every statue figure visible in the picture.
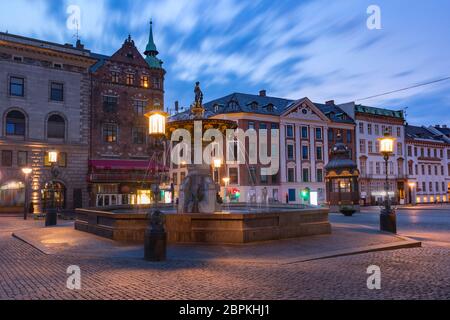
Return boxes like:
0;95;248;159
194;81;203;106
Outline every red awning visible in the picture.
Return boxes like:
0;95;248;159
89;160;167;171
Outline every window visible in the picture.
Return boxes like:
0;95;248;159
397;127;401;137
248;167;257;184
422;182;426;192
428;165;432;175
422;165;425;175
368;141;373;153
132;127;145;144
328;129;333;141
229;168;238;184
359;139;366;153
441;166;445;175
44;152;67;167
414;147;418;157
103;123;118;143
259;123;267;130
134;100;146;115
375;125;380;135
250;102;258;110
9;76;24;97
103;96;118;113
436;182;439;192
408;146;412;157
266;104;274;112
347;130;352;143
248;122;255;130
376;162;381;175
429;182;433;192
368;124;372;135
111;72;119;83
260;174;268;184
6;110;26;136
435;166;438;175
50;82;64;101
17;151;28;167
302;145;309;160
126;74;134;85
317;169;323;182
315;128;322;140
152;77;161;89
287;144;295;160
302;168;309;182
443;182;446;193
271;123;279;130
13;56;23;62
287;168;295;182
397;143;403;156
359;123;364;134
316;146;323;160
47;115;65;139
1;150;13;167
141;76;149;88
301;127;308;139
286;125;294;138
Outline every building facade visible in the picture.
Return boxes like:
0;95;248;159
88;24;166;208
406;125;450;204
340;103;407;205
0;32;96;213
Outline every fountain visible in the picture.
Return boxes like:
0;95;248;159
75;83;331;244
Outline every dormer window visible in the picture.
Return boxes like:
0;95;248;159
266;104;274;112
53;63;63;69
13;56;23;63
228;100;239;110
250;101;258;110
213;104;219;113
126;52;134;59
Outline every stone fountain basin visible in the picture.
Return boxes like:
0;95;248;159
75;206;331;244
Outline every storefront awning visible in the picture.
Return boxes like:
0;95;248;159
89;160;168;171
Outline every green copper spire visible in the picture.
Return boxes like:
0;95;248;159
144;19;163;69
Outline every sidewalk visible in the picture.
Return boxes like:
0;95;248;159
12;220;421;265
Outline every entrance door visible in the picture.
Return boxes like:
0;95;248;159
41;182;66;211
73;188;82;209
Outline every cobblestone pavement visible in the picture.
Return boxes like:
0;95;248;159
0;217;449;300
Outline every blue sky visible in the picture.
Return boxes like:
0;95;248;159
1;0;450;126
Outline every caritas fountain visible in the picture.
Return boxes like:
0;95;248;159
75;83;331;244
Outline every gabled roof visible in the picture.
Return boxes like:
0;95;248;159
203;92;294;116
315;103;355;124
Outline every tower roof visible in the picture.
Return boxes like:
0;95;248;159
144;20;163;69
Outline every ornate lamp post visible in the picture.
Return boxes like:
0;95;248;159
45;150;59;227
378;131;396;233
408;182;416;206
21;167;32;220
144;105;168;261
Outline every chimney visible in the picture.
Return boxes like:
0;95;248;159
76;39;84;50
443;125;448;129
326;100;335;106
175;101;179;114
436;125;441;128
259;90;266;97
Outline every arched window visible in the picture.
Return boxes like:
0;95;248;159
6;110;26;136
47;114;66;139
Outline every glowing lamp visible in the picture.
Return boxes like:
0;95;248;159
379;131;395;155
213;158;222;169
21;167;32;175
48;150;58;164
145;110;168;137
223;177;230;185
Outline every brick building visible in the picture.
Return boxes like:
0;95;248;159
0;32;96;213
88;23;166;207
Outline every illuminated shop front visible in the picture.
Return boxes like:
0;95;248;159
0;181;25;212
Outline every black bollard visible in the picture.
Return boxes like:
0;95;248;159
380;210;396;234
144;210;167;261
45;208;57;227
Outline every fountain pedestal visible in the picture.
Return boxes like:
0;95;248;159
178;164;220;214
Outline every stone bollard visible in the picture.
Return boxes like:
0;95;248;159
144;210;167;261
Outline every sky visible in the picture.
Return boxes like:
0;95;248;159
1;0;450;126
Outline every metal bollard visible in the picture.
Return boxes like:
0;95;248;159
144;210;167;261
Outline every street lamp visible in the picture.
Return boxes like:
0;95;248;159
144;105;168;262
378;130;396;233
21;167;32;220
46;150;59;227
213;158;222;183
